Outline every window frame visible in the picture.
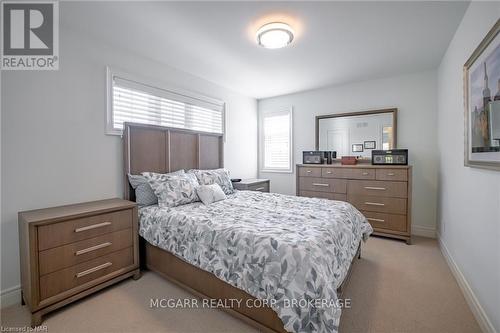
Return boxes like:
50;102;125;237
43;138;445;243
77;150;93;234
106;66;226;136
259;106;294;173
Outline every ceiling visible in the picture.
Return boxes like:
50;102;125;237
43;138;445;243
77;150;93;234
61;1;469;99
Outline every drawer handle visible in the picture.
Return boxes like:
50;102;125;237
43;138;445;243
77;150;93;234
75;222;111;233
312;183;329;187
306;170;312;173
326;171;332;174
365;202;385;206
364;186;386;191
76;262;112;278
75;242;112;256
387;173;395;176
255;187;265;191
367;217;385;222
362;172;369;175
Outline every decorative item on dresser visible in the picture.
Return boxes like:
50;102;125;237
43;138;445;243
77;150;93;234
297;164;412;244
233;178;270;192
18;198;140;327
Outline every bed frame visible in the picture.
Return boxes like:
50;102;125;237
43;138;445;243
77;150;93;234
123;122;360;333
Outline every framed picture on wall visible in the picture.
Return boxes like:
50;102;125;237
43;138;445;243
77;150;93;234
364;141;376;149
352;144;364;152
464;20;500;170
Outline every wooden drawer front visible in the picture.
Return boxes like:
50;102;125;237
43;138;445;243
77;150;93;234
321;168;347;178
38;209;133;251
347;180;407;198
248;183;269;192
362;211;407;232
298;167;322;177
375;169;408;181
299;177;347;193
344;168;376;180
39;247;134;300
347;194;406;214
39;228;133;276
300;191;347;201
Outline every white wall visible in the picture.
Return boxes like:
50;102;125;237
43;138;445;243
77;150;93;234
437;2;500;332
259;71;438;235
0;27;258;304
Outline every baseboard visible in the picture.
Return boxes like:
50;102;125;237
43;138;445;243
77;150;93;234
411;224;436;238
438;234;497;333
0;285;21;308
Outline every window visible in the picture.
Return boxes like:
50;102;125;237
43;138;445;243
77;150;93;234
106;68;224;135
260;108;293;172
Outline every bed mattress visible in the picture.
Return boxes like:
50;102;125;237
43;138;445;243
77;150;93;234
139;190;372;333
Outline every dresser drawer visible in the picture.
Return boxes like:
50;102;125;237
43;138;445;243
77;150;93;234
298;167;322;177
300;191;347;201
39;228;133;276
321;168;346;178
347;194;406;214
247;183;269;192
375;169;408;181
39;247;134;300
344;168;376;180
362;211;407;232
347;180;407;198
38;209;133;251
299;177;347;193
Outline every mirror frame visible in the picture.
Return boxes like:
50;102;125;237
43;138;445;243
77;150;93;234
315;108;398;151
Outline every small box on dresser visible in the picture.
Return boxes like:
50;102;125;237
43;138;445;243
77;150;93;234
296;164;412;244
18;198;140;327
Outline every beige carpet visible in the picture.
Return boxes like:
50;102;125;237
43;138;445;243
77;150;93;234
1;236;481;333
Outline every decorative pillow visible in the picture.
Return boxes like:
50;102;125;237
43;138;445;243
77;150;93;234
128;170;184;207
145;172;199;208
188;168;234;195
196;184;227;205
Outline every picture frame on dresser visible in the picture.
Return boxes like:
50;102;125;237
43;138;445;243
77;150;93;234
464;20;500;170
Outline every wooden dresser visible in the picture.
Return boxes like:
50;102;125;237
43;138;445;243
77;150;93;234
18;198;140;326
296;164;412;244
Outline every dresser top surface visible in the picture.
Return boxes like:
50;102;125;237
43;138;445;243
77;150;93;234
19;198;136;224
297;163;411;169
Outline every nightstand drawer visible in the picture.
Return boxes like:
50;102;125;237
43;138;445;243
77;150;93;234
38;228;133;276
38;209;133;251
247;183;269;192
39;247;134;300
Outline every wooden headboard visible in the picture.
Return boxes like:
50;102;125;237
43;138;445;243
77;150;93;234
123;122;224;201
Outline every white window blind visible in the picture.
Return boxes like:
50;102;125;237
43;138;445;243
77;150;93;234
107;71;224;135
261;108;293;172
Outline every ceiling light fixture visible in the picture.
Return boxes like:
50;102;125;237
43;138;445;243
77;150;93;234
256;22;294;49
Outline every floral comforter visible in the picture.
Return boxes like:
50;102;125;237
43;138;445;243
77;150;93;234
139;191;372;333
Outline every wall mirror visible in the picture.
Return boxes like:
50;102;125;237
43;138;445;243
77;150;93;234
316;108;397;158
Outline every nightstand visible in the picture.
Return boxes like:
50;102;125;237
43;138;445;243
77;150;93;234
233;179;270;192
18;198;140;326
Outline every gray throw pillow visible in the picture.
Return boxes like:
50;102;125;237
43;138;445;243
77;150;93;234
188;168;234;195
128;170;184;206
146;172;200;208
196;184;227;205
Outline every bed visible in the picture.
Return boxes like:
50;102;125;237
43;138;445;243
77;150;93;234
123;122;373;333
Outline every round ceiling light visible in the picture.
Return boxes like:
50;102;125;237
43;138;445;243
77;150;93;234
256;22;294;49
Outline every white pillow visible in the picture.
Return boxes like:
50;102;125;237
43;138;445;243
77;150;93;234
196;184;227;205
